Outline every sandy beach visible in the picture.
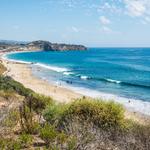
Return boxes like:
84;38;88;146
1;58;82;103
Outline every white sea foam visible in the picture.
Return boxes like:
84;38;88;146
2;54;32;64
2;52;70;73
106;79;121;84
80;75;89;80
2;50;37;58
63;71;74;75
34;63;69;73
1;50;41;63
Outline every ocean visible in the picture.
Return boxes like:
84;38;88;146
5;48;150;115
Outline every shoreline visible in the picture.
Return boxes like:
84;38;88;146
1;59;82;103
1;51;150;124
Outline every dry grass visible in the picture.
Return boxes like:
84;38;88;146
0;63;6;75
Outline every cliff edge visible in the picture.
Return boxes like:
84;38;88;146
27;40;87;51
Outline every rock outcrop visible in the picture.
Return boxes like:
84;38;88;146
27;40;87;51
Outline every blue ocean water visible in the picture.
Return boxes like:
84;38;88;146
6;48;150;102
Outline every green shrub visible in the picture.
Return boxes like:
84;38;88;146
0;76;33;97
40;124;58;145
0;138;7;149
39;124;69;149
7;140;22;150
0;138;22;150
19;133;33;147
57;131;68;145
43;103;67;125
44;98;125;129
0;75;53;114
26;93;53;114
67;136;77;150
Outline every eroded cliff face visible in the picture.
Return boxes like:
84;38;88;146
27;41;52;51
0;40;87;52
27;40;87;51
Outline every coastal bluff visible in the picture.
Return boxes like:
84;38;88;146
27;40;87;51
0;40;87;52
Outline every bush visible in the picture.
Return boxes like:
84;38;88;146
39;124;58;145
26;93;53;114
0;138;22;150
39;123;70;149
44;98;125;129
0;76;33;97
19;133;33;148
0;76;53;114
0;138;7;149
43;103;67;125
67;136;77;150
7;140;22;150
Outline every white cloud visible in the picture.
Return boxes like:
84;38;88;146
44;0;150;24
96;0;150;24
100;16;111;25
124;0;150;23
124;0;146;17
97;2;123;14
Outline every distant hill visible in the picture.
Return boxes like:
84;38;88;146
0;40;28;45
0;40;87;51
27;40;87;51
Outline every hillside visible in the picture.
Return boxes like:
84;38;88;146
0;62;150;150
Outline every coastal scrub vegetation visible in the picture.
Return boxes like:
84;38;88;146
1;92;150;149
0;62;150;149
43;98;125;129
0;75;33;96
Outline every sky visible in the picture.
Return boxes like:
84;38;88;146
0;0;150;47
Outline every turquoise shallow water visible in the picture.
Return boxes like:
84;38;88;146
6;48;150;102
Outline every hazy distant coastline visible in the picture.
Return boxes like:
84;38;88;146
0;40;87;53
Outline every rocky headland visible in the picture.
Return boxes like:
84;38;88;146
0;40;87;53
